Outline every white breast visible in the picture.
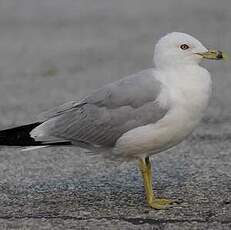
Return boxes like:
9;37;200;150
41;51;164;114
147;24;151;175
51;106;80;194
114;65;212;159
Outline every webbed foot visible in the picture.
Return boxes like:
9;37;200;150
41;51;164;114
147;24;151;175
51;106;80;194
148;198;179;209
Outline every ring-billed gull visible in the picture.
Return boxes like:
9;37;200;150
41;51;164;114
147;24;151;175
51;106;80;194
0;32;225;209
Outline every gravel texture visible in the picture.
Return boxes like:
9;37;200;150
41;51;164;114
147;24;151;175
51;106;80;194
0;0;230;229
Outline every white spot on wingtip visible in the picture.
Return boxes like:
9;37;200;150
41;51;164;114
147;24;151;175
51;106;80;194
21;145;49;152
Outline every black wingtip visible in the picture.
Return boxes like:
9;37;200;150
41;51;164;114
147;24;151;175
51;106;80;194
0;122;42;146
0;122;73;147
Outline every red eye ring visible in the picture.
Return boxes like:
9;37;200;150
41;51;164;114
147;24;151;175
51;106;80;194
180;44;190;50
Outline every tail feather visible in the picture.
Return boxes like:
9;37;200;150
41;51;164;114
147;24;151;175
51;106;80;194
0;122;71;147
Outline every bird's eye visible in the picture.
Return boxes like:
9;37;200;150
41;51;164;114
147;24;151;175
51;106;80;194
180;44;190;50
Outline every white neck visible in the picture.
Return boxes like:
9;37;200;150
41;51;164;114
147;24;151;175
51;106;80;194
155;64;212;117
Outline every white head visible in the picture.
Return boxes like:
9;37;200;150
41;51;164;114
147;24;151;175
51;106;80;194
154;32;224;68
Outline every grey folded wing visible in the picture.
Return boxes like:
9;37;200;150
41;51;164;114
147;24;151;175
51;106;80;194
32;69;169;147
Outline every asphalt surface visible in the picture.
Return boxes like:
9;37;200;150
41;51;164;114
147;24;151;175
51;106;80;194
0;0;231;229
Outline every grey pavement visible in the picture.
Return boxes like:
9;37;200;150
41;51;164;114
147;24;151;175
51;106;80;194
0;0;231;229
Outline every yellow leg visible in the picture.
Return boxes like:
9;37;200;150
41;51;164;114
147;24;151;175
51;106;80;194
138;157;177;209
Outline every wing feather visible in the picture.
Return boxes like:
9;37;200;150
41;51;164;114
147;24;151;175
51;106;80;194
31;69;168;147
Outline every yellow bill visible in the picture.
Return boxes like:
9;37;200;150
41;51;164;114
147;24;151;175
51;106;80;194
196;49;228;60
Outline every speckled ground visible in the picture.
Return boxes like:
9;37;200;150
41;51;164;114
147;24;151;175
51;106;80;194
0;0;230;229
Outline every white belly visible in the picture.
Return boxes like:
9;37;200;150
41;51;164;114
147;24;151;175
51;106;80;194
113;108;203;159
